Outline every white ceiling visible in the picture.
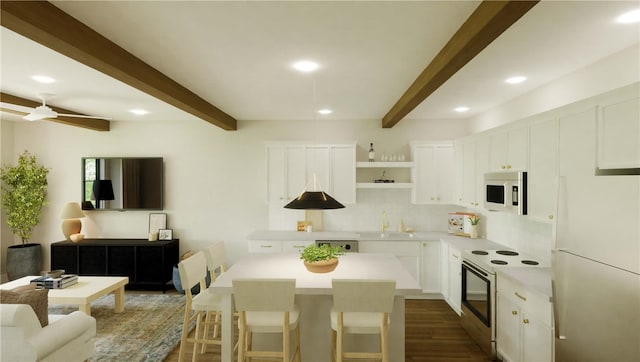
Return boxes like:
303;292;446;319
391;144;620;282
1;1;639;126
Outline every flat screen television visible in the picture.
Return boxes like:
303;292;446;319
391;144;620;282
82;157;163;210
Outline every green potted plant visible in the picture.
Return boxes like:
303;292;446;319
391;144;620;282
1;150;49;280
300;244;345;273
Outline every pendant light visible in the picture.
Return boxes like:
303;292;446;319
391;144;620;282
284;174;345;209
284;70;344;210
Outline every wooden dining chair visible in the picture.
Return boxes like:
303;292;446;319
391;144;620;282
232;278;301;362
200;241;230;349
330;279;396;362
177;251;223;361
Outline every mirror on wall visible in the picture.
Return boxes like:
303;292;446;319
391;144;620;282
82;157;163;210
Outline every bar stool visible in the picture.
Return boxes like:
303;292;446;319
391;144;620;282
330;279;396;362
232;278;301;362
177;251;222;361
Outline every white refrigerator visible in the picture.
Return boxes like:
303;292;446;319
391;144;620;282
553;172;640;362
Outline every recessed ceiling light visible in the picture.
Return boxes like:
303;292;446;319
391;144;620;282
31;75;56;84
292;60;319;73
129;109;149;115
317;109;333;115
505;76;527;84
454;106;469;113
616;9;640;24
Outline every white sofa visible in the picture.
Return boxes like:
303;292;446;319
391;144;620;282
1;304;96;362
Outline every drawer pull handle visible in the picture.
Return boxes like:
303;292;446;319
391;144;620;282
293;245;305;248
515;292;527;301
452;254;459;259
523;318;530;324
512;310;518;315
260;245;273;248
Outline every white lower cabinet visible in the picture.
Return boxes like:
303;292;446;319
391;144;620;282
359;241;423;292
496;274;554;362
446;246;462;315
420;241;441;294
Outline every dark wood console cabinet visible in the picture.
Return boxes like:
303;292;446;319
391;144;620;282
51;238;179;290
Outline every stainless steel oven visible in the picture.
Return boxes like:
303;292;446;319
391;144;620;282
461;259;496;358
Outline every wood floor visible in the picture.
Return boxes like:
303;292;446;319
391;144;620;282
164;299;492;362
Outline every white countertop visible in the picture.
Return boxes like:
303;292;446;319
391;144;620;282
210;252;422;295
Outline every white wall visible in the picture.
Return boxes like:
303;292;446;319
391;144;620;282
0;116;467;276
469;44;640;134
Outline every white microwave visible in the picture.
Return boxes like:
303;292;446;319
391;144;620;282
484;171;527;215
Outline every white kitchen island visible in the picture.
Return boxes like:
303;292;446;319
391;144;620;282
209;252;422;362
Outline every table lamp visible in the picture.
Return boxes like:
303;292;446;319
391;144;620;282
60;202;86;241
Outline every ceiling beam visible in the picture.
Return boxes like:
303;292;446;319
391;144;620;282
382;0;539;128
0;1;237;131
1;92;110;132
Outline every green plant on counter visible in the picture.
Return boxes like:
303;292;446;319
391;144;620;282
468;214;480;226
300;244;345;263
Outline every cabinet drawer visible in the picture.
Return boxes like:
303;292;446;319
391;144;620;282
359;241;419;255
248;240;282;253
498;276;553;326
282;240;313;253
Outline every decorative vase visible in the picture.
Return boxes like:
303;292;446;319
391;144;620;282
303;258;339;273
470;225;478;239
7;243;42;280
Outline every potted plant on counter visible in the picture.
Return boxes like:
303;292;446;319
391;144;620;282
300;244;345;273
1;150;49;280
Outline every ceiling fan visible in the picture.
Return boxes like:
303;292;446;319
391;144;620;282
1;93;111;121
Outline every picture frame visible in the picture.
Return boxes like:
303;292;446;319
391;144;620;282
158;229;173;241
149;213;167;234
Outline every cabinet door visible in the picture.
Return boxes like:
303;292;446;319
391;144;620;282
266;145;286;203
522;311;554;362
529;118;558;222
286;146;307;200
489;127;528;171
413;145;436;204
330;145;356;204
474;136;489;209
598;97;640;169
79;246;107;275
497;293;522;362
454;140;465;205
439;242;449;299
51;244;78;274
447;247;462;315
420;241;440;293
413;144;455;204
435;145;455;204
137;246;164;282
461;139;477;208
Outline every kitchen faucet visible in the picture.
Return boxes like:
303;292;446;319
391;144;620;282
381;210;389;234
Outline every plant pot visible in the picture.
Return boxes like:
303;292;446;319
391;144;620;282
7;243;42;280
469;225;478;239
303;258;339;273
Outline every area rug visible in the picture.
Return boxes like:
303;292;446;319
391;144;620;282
48;293;191;362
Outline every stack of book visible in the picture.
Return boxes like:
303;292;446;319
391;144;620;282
30;274;78;289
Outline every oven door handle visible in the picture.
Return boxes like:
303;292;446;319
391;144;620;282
463;260;489;277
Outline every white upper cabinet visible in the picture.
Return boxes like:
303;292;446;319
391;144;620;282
488;126;529;172
411;142;454;204
597;97;640;170
455;136;488;209
266;143;356;206
329;145;356;205
528;118;558;222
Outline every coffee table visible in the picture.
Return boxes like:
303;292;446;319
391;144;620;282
1;276;129;316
